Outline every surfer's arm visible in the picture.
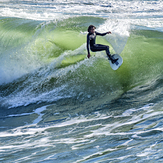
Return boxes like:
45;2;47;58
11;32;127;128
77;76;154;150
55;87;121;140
96;31;111;36
87;34;91;58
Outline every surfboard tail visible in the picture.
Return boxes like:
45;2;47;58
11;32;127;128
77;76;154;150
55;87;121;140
109;54;123;70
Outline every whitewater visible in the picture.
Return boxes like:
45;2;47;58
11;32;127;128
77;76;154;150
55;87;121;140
0;0;163;162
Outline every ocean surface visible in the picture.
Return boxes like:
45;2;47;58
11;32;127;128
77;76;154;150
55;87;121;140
0;0;163;162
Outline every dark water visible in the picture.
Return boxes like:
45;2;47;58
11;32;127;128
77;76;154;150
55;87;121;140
0;0;163;162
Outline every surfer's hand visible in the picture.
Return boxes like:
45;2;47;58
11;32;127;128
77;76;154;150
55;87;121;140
107;31;111;34
87;53;91;58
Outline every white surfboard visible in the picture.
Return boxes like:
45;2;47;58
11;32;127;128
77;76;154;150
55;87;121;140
109;54;123;70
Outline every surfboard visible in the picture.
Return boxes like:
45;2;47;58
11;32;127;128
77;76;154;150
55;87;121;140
109;54;123;70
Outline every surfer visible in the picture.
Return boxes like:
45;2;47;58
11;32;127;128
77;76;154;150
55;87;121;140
87;25;118;63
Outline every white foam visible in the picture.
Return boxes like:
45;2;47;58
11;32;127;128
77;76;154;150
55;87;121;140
122;103;154;117
0;0;162;32
32;106;47;124
97;19;130;54
5;105;47;125
7;112;32;117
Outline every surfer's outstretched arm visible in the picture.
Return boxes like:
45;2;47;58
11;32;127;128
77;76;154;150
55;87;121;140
96;31;111;36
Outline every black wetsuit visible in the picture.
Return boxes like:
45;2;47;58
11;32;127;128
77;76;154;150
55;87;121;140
87;31;111;57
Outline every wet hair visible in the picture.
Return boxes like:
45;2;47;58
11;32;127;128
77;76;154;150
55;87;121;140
88;25;96;32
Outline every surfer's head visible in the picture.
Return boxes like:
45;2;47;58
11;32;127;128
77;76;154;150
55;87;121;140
88;25;96;34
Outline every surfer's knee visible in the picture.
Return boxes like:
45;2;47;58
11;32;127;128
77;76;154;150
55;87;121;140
105;46;109;51
106;46;110;55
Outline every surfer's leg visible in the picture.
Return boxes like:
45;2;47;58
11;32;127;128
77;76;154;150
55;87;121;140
91;44;110;55
91;44;118;63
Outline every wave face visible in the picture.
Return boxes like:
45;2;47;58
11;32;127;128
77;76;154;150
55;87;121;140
0;16;163;108
0;0;163;162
